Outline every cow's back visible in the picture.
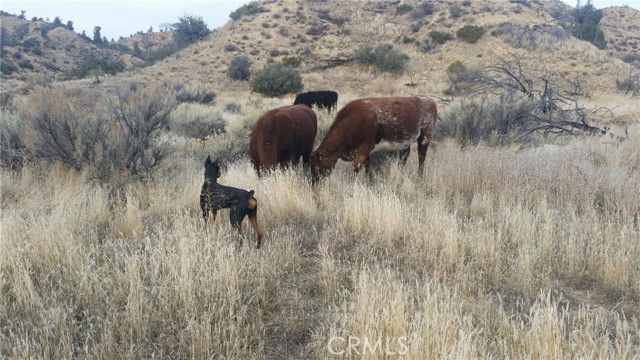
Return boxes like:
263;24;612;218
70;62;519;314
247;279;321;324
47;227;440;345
250;105;317;169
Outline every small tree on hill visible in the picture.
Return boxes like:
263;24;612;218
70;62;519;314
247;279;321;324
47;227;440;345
93;26;103;44
572;0;606;49
171;14;210;48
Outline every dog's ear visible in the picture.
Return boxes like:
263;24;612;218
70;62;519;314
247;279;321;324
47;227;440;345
205;155;212;166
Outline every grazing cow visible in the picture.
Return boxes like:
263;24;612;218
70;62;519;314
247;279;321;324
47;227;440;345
293;90;339;112
200;156;263;248
310;96;437;182
249;104;318;176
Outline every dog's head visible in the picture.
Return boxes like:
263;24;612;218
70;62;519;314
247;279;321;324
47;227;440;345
204;155;222;181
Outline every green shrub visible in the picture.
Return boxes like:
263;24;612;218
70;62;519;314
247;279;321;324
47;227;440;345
228;55;252;81
18;59;33;70
171;14;210;48
429;30;454;45
396;4;413;15
1;60;17;75
456;25;485;43
571;2;607;49
250;63;303;97
622;53;640;67
353;43;408;74
229;1;264;21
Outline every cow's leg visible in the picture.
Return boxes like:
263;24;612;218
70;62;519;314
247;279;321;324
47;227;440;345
399;147;410;165
302;152;311;172
417;134;431;176
352;144;375;174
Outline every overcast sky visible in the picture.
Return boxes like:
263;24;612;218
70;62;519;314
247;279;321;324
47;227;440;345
1;0;638;41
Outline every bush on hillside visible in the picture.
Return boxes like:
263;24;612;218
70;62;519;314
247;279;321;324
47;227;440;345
228;55;252;81
429;30;454;45
171;14;210;48
175;87;216;104
169;104;226;140
229;1;265;21
571;1;607;49
353;43;408;74
69;52;126;79
396;4;413;15
250;63;303;97
436;94;536;146
456;25;485;44
22;84;177;182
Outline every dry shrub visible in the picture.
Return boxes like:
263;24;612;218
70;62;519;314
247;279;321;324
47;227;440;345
20;84;177;183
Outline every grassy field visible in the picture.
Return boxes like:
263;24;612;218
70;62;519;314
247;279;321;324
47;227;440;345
2;103;638;358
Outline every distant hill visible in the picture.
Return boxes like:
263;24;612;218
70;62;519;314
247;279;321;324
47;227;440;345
1;0;639;119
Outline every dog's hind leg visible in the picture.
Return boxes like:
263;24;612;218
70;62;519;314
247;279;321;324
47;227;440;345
247;191;263;248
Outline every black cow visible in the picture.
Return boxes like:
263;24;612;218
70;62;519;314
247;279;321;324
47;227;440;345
293;90;338;112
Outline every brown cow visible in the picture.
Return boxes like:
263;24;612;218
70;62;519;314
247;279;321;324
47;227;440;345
310;96;437;181
249;104;318;176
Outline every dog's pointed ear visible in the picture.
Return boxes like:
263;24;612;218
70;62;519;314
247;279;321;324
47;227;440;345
205;155;212;166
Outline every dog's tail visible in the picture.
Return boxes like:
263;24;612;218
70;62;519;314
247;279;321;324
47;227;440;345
247;190;263;248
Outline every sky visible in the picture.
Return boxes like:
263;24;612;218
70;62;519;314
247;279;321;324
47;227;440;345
1;0;638;41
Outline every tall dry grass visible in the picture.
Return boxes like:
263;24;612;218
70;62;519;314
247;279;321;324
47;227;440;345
2;126;638;358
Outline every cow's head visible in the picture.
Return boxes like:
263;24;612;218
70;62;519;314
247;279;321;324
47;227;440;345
310;150;333;184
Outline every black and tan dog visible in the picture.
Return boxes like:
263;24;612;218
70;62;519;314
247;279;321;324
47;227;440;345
200;156;263;248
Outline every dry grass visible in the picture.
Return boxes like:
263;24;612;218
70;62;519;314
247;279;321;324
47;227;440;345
2;121;639;358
